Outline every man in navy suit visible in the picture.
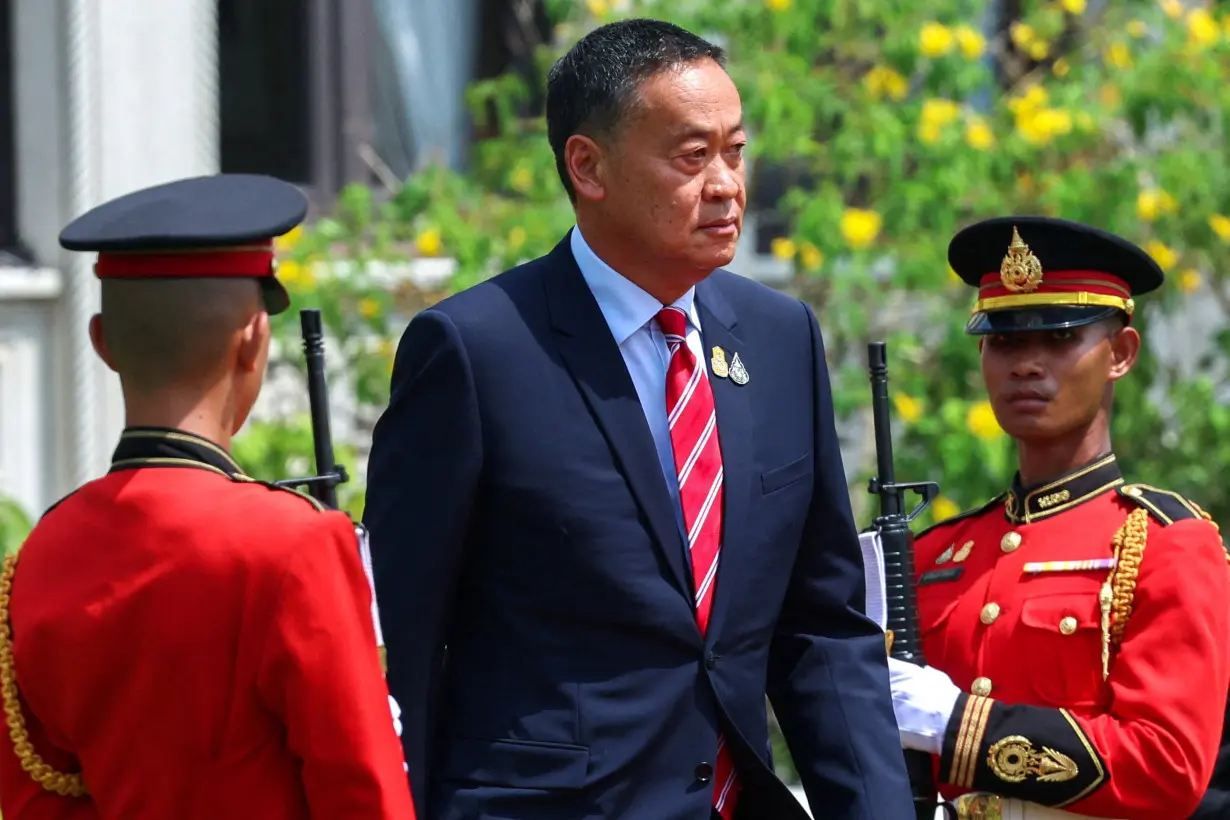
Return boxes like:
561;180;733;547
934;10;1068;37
364;18;913;820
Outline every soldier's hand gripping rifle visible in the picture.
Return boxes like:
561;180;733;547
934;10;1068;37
866;341;954;820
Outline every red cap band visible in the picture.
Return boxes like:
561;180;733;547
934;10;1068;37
94;244;276;279
977;269;1130;301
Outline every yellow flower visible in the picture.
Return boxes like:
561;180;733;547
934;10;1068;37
1178;269;1202;293
920;23;954;57
586;0;610;16
1127;20;1149;38
931;495;961;522
771;237;797;260
509;165;534;194
1059;0;1086;13
764;0;792;10
1145;240;1177;271
1208;214;1230;241
954;25;986;59
276;259;316;291
965;117;995;150
1010;22;1036;49
800;242;824;271
1028;40;1050;60
1186;9;1219;47
508;225;528;251
966;401;1004;441
864;66;909;101
1160;0;1183;20
1015;107;1072;145
1007;85;1048;114
893;393;923;424
1136;189;1178;222
358;297;381;319
1052;57;1070;77
1105;42;1132;69
921;98;961;132
275;225;304;253
415;227;443;257
840;208;882;250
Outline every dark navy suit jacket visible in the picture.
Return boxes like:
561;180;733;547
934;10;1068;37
364;233;913;819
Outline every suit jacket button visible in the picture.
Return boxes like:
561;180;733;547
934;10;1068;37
705;651;717;669
695;762;714;783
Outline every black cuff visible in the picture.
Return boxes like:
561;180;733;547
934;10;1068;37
939;693;1108;808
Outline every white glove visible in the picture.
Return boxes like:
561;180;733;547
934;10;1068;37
887;657;962;756
389;694;403;737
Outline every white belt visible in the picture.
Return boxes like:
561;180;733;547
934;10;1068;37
942;794;1120;820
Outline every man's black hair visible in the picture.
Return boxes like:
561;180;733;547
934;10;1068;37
546;18;726;201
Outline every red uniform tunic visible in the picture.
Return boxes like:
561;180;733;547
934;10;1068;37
0;427;416;819
913;453;1230;819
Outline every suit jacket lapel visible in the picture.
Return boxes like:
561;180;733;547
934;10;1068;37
544;235;693;598
695;276;752;643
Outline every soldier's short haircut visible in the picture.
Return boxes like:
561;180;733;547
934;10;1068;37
99;278;263;392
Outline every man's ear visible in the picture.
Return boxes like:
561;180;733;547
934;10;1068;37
1108;324;1141;382
88;314;118;372
564;134;608;203
236;311;270;374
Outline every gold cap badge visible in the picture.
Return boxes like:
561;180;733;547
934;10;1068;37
1000;226;1043;293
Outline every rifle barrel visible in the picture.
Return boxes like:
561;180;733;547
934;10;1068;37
301;309;338;509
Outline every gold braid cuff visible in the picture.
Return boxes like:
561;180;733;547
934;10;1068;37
0;553;88;797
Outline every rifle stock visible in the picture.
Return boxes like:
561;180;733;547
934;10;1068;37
866;341;953;820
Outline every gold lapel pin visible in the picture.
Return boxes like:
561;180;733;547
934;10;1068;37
710;346;729;378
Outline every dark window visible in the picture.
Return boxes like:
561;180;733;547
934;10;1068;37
0;0;17;253
217;0;312;183
217;0;374;206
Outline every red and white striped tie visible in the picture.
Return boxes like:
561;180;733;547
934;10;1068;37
656;306;741;818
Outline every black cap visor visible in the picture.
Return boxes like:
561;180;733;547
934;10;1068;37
965;304;1123;335
260;277;291;316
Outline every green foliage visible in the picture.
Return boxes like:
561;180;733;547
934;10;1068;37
0;494;32;558
232;417;365;520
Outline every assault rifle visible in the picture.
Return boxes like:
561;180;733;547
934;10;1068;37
866;341;953;820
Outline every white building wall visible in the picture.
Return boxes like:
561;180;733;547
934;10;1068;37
0;0;218;518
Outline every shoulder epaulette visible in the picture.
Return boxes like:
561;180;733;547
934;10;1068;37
1117;483;1215;527
232;475;328;512
914;492;1007;539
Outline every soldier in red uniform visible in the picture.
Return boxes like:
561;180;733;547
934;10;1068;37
0;174;416;819
887;216;1230;820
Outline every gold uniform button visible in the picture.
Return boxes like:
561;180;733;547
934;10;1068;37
1001;531;1022;553
1059;616;1078;635
980;602;1001;624
972;677;993;697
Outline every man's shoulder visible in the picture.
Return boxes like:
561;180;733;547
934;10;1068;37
1116;482;1220;529
426;246;561;324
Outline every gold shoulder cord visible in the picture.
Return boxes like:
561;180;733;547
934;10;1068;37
1100;508;1148;680
1100;503;1226;680
0;553;88;797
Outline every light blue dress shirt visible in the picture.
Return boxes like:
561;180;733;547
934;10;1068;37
570;226;708;536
